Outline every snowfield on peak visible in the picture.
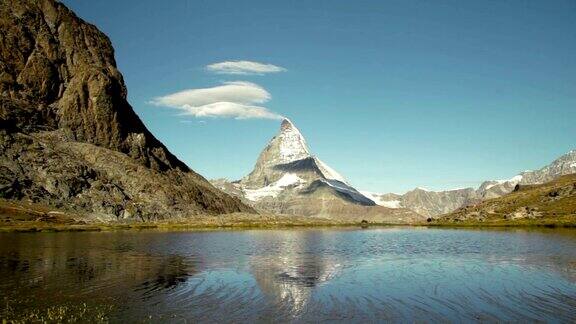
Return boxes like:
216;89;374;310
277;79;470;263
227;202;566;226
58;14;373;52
272;119;348;183
277;119;311;164
235;118;378;206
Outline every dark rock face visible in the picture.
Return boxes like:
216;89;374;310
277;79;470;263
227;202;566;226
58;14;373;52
0;0;253;220
0;0;183;170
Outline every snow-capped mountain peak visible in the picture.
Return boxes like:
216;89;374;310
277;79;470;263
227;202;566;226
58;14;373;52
277;118;311;164
211;118;424;223
239;118;368;204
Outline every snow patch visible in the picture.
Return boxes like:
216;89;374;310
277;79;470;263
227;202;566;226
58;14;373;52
570;162;576;168
244;173;305;201
275;173;304;187
359;191;402;208
484;174;524;191
277;119;311;163
321;180;373;204
382;200;402;208
483;183;498;191
314;157;348;184
446;187;468;192
508;175;523;183
322;179;356;194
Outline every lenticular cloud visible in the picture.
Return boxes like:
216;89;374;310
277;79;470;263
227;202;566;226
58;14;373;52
151;81;283;120
206;60;286;75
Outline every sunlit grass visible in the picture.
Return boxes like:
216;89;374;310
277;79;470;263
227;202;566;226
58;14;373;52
1;298;113;323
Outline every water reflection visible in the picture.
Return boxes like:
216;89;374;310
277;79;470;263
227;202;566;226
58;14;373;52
0;228;576;322
250;231;342;317
0;233;198;306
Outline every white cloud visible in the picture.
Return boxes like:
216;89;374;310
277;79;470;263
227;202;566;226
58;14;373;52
182;102;282;120
151;81;270;107
206;60;286;75
151;81;283;120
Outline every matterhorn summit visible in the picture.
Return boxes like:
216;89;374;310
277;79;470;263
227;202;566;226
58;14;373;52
212;118;422;223
272;118;311;165
241;118;349;188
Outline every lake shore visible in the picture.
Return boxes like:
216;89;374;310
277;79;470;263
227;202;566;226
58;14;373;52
0;199;390;232
428;218;576;229
2;199;575;232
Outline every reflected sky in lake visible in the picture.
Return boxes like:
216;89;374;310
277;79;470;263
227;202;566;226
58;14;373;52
1;227;576;322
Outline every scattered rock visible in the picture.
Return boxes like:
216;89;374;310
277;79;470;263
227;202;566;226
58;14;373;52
505;207;542;220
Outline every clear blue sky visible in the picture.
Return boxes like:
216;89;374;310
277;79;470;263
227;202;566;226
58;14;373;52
63;0;576;193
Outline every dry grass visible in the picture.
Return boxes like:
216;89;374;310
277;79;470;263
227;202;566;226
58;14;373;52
0;199;390;232
431;174;576;228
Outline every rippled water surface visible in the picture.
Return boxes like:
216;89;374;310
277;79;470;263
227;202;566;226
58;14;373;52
1;227;576;322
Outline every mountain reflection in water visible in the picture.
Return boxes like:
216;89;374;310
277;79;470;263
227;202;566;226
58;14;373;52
1;228;576;322
250;231;342;316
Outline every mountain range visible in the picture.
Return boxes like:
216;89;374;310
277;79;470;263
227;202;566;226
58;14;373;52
438;173;576;224
214;118;575;220
366;150;576;217
212;119;422;223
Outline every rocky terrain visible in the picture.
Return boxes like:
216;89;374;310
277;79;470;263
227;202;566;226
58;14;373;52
212;119;423;224
0;0;252;221
435;174;576;225
367;150;576;217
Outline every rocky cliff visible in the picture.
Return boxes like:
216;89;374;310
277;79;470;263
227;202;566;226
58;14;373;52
0;0;253;221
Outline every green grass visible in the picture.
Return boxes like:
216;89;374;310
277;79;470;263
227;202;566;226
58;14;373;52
1;298;113;323
425;218;576;228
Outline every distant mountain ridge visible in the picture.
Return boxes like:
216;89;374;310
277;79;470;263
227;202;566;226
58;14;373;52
212;119;422;223
437;173;576;224
367;150;576;217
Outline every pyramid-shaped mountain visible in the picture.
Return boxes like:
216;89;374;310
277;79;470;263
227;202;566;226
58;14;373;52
213;119;422;223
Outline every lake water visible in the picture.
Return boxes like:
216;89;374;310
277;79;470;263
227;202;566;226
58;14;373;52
1;227;576;322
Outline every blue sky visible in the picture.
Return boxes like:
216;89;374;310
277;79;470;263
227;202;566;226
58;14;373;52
63;0;576;193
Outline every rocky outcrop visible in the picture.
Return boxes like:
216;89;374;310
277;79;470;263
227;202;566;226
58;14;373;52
0;0;253;220
0;0;187;170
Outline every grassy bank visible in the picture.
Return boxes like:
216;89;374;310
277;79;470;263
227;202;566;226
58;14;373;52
2;198;575;233
0;220;395;233
4;218;576;233
0;200;388;232
427;218;576;229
